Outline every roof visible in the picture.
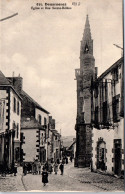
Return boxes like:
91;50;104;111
0;71;22;100
0;71;11;85
83;15;92;41
98;57;123;80
51;129;61;136
67;140;76;150
21;90;50;114
21;117;45;129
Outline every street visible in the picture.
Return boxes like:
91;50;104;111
0;161;124;192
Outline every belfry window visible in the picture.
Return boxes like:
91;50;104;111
84;43;89;53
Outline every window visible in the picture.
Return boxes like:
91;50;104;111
95;106;98;123
17;123;19;139
13;97;16;113
17;101;19;115
13;121;16;129
38;114;42;124
103;101;108;124
112;96;120;122
44;117;47;125
112;67;118;82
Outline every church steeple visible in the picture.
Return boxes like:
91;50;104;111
83;15;92;41
80;15;93;55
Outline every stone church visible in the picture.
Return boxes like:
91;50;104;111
75;15;96;167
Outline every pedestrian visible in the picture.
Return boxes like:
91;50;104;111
48;163;53;174
62;157;65;164
53;162;58;174
23;163;27;176
13;163;17;176
70;156;72;162
42;167;48;186
45;161;49;171
66;157;68;164
38;162;41;175
57;158;60;164
59;162;64;175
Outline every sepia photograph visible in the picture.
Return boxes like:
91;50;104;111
0;0;124;192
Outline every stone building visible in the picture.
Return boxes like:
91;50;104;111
48;116;61;163
75;15;96;167
6;76;49;164
0;71;21;169
91;57;124;176
21;117;46;164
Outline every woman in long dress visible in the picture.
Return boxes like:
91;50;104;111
53;162;58;175
42;168;48;186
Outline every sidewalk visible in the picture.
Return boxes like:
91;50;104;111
65;162;124;191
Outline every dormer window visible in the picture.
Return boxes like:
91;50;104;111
112;67;118;82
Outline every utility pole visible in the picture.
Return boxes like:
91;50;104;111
113;44;123;57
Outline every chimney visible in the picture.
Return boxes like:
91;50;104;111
49;116;52;124
51;119;55;129
7;76;23;94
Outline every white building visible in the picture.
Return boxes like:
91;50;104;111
0;71;21;169
6;76;49;164
91;57;124;176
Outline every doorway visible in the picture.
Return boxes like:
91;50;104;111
114;139;121;176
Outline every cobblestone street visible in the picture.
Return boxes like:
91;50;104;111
0;161;123;192
0;167;25;192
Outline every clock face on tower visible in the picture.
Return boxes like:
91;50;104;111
84;43;89;54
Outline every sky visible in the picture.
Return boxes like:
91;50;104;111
0;0;123;136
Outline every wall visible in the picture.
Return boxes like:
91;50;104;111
92;118;124;174
0;89;8;132
10;88;21;141
22;129;39;162
35;108;49;126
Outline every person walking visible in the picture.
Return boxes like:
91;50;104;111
70;156;72;162
59;162;64;175
38;162;41;175
66;157;68;164
53;162;58;175
23;163;27;176
13;163;17;176
42;167;48;186
48;163;53;174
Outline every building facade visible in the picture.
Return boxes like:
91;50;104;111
91;57;124;176
75;15;96;167
21;117;46;164
6;76;49;164
0;71;21;169
48;116;61;163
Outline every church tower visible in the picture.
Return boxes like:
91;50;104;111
75;15;95;167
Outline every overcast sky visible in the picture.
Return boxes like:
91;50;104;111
0;0;123;136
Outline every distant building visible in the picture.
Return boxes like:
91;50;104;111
66;139;76;158
49;116;61;162
75;15;96;167
91;57;124;176
0;71;21;168
21;117;46;164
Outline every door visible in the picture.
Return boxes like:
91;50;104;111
114;139;121;175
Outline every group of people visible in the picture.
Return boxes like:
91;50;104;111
42;160;64;186
0;162;18;177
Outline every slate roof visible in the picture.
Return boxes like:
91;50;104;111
20;90;50;114
0;71;11;85
98;57;123;80
21;117;45;129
